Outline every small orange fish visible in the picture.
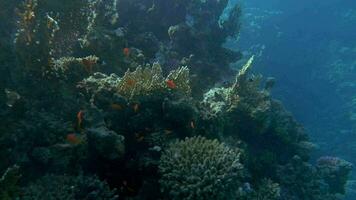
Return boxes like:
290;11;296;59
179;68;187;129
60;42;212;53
164;129;173;135
133;103;139;112
77;110;84;129
66;133;82;145
126;79;136;87
190;121;195;129
82;58;96;73
111;103;123;110
123;47;130;57
166;79;176;89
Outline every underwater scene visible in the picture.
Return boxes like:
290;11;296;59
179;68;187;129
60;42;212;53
0;0;355;199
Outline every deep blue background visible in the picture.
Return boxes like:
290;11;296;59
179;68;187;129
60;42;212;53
230;0;356;197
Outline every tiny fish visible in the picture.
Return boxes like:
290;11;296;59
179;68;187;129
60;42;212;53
133;103;139;112
77;110;84;129
111;103;123;111
166;79;176;89
5;89;21;107
123;47;130;57
190;121;195;129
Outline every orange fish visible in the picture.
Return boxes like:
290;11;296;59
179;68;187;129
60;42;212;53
190;121;195;129
126;79;136;87
111;103;123;110
123;47;130;57
82;58;97;73
77;110;84;129
66;133;82;145
164;129;173;135
166;79;176;89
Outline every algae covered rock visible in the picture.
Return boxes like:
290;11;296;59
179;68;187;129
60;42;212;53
159;136;244;200
0;165;21;200
87;126;125;160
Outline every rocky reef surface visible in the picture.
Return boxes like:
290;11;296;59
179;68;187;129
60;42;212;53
0;0;352;199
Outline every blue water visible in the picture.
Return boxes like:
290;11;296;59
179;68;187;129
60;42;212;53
232;0;356;197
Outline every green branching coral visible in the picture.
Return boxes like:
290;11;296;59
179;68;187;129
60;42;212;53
78;63;191;101
159;136;244;200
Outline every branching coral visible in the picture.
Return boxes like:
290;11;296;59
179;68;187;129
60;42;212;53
52;55;99;75
201;56;267;117
78;63;191;101
242;179;280;200
159;136;244;200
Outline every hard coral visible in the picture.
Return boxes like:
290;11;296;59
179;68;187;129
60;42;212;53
317;156;353;194
79;63;191;101
159;136;244;200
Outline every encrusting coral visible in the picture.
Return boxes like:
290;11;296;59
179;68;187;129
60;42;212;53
159;136;244;200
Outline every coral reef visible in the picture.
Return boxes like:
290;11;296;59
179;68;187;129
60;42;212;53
20;174;118;200
0;0;352;199
159;136;244;200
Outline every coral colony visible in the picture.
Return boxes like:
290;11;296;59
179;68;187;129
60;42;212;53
0;0;352;199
